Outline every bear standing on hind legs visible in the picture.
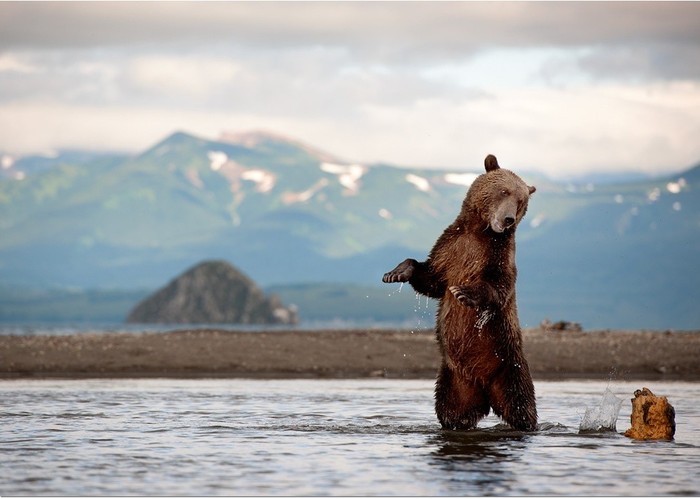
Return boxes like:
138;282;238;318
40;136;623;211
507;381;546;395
382;154;538;431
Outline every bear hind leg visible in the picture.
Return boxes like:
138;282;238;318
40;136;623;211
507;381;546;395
435;364;490;430
488;366;538;432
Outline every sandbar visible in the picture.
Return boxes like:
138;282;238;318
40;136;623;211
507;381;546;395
1;328;698;380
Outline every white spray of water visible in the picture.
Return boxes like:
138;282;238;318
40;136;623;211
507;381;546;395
579;388;623;433
475;309;493;331
413;293;424;330
387;282;404;298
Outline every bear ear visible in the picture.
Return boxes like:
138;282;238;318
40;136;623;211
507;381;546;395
484;154;500;172
528;185;536;195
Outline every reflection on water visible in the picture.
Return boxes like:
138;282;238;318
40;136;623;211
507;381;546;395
1;379;699;496
429;428;528;495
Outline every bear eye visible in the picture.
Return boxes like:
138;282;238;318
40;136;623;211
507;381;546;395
500;189;510;197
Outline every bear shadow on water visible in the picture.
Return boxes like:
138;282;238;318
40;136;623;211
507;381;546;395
383;154;538;432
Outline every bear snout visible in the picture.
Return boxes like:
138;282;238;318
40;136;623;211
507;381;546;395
490;212;517;233
490;196;520;233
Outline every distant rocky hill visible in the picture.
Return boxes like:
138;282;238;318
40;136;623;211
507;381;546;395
127;260;298;325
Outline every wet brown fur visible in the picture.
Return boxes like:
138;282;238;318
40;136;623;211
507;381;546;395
383;155;537;431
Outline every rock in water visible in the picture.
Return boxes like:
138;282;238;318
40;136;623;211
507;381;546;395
126;260;298;325
624;387;676;440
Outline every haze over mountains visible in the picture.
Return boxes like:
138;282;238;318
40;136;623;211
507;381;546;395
1;130;698;329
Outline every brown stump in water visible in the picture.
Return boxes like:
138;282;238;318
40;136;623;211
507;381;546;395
624;387;675;440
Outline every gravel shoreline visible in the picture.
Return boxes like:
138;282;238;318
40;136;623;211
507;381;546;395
1;328;699;380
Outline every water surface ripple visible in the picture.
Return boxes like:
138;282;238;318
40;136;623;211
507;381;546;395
1;379;698;495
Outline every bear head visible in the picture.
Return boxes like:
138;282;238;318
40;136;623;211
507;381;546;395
462;154;536;234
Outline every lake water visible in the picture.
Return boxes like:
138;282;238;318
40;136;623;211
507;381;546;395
1;378;699;496
0;320;416;336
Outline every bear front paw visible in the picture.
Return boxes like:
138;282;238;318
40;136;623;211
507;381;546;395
449;285;479;307
382;259;416;283
382;269;410;283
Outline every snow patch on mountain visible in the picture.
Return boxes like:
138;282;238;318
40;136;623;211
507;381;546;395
405;173;430;192
666;178;686;194
1;154;14;169
282;178;329;204
242;169;276;193
320;162;366;195
207;151;276;193
208;151;228;171
378;208;393;220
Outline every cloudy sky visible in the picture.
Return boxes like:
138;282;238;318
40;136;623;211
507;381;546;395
1;1;699;178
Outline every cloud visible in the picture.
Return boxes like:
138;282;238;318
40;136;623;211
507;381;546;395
2;80;698;177
575;44;700;82
347;81;700;174
125;56;241;99
2;3;698;89
0;54;40;74
0;2;699;177
2;3;699;59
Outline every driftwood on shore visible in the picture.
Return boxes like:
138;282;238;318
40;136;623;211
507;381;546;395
1;328;699;380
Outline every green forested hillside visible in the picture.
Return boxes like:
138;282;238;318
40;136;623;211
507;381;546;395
0;131;698;329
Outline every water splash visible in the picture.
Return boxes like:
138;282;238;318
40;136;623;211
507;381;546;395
475;309;493;330
579;388;623;433
411;293;436;332
387;282;404;297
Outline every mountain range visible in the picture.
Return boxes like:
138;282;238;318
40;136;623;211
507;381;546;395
1;130;698;329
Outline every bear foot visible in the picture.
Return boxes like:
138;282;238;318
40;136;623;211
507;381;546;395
438;412;484;431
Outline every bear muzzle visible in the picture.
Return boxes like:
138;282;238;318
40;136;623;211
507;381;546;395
491;213;517;233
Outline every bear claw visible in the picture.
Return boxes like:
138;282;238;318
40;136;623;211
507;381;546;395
382;271;409;283
449;285;478;306
382;259;416;283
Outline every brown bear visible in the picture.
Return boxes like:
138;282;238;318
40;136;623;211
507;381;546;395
382;154;537;431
